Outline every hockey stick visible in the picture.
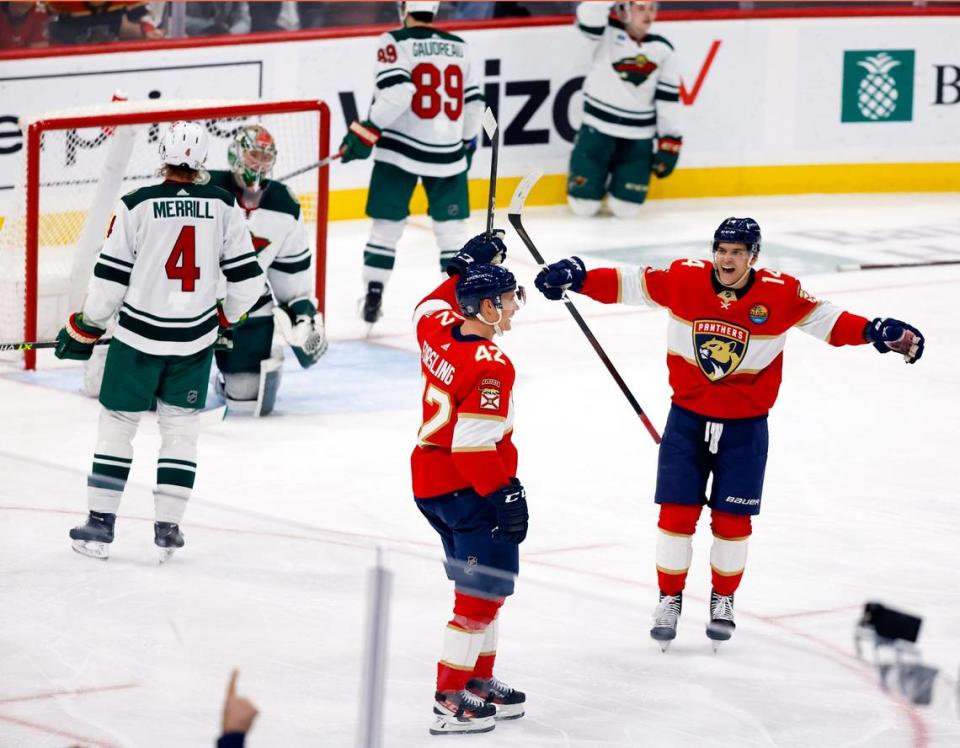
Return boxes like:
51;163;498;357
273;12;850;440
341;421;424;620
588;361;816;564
838;259;960;271
277;151;342;182
0;338;111;353
507;170;662;445
481;107;499;236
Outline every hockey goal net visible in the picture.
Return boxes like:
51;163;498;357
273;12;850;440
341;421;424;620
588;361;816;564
0;98;330;369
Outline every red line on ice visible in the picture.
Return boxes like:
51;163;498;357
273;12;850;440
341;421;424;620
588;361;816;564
0;682;138;705
0;713;121;748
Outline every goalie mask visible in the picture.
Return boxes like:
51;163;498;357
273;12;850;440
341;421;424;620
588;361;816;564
227;124;277;192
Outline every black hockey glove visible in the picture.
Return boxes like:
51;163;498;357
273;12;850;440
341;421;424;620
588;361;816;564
487;479;528;545
54;313;106;361
652;136;682;179
445;229;507;278
865;317;924;364
534;256;586;301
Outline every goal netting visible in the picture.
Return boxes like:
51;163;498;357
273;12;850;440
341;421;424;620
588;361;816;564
0;98;330;369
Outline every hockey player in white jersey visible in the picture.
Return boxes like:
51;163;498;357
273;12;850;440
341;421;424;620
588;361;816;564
208;124;327;416
568;1;682;218
339;1;484;325
55;121;263;561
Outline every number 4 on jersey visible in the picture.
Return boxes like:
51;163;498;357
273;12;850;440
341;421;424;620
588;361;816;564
165;225;200;292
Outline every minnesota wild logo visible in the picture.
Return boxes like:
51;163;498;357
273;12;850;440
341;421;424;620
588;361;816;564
613;54;658;86
250;232;271;253
693;320;750;382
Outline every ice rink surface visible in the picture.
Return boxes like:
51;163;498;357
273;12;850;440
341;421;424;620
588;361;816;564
2;193;959;747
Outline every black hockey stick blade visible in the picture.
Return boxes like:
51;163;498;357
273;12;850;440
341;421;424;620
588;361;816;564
507;171;662;445
838;258;960;272
482;107;499;236
0;337;111;353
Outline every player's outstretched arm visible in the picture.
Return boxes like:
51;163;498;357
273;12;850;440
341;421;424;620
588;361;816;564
445;230;507;278
865;317;925;364
534;257;587;300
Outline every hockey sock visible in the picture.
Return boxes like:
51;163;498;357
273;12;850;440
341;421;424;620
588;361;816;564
362;218;404;286
709;510;752;596
437;592;503;693
154;402;199;525
432;218;468;274
656;503;702;595
87;408;140;514
471;615;499;680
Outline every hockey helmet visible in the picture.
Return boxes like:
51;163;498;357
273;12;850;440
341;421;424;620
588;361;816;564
398;1;439;22
713;217;761;255
228;124;277;190
456;264;523;318
159;121;209;170
615;1;657;25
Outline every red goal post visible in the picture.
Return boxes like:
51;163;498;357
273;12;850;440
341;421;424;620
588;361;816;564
0;98;330;370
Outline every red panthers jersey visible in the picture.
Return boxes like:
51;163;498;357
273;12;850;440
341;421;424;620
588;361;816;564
580;259;870;419
411;277;517;499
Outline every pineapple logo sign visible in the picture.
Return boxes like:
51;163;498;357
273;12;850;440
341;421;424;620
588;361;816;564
842;50;915;122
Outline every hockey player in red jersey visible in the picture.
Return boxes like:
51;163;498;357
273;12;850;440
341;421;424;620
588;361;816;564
533;217;924;650
412;231;529;734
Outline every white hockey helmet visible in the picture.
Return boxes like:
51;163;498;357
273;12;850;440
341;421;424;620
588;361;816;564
159;121;209;170
398;1;439;22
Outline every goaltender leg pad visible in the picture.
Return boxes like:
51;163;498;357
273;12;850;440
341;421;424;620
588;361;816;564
416;491;519;598
710;416;769;516
215;316;274;375
255;352;283;417
567;124;616;200
365;161;418;221
654;405;711;508
608;136;654;205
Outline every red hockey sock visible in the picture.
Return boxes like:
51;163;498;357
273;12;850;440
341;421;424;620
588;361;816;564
710;511;752;596
436;593;503;693
656;503;702;595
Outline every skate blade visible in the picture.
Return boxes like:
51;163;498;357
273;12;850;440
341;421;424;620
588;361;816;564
657;640;672;653
71;539;110;560
157;547;178;565
494;705;525;720
712;640;723;654
429;714;496;735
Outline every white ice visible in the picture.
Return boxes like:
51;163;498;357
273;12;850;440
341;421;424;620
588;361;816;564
1;193;959;747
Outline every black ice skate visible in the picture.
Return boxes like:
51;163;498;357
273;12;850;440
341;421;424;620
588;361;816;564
430;689;497;735
467;676;526;720
361;281;384;326
154;522;185;564
706;590;736;651
650;591;682;652
69;511;116;560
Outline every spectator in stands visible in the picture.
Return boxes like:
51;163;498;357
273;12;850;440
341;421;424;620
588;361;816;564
218;669;258;748
248;0;281;31
0;1;49;48
297;1;399;29
185;1;249;37
46;1;164;45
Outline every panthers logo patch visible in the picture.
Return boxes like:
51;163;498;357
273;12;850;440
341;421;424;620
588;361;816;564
613;54;658;86
693;320;750;382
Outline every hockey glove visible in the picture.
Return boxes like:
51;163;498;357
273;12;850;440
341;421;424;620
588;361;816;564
463;136;478;170
487;478;528;545
215;305;247;353
865;317;924;364
652;136;682;179
339;120;381;163
277;300;328;368
55;313;106;361
445;229;507;278
534;256;586;301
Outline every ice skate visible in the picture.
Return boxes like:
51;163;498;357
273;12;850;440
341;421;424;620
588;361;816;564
154;522;184;564
69;511;116;559
706;590;736;651
360;281;384;331
430;689;496;735
650;592;682;652
467;676;525;720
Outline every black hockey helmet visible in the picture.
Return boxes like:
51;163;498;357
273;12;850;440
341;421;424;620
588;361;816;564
713;217;761;255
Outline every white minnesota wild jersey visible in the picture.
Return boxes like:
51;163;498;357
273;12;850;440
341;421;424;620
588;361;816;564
368;25;484;177
82;180;263;356
207;171;315;321
576;3;681;141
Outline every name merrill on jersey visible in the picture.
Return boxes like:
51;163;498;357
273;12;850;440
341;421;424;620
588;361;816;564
152;199;214;220
412;40;463;58
422;339;455;385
